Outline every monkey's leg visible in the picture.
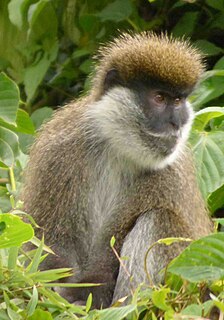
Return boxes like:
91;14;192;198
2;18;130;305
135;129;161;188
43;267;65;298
112;209;190;303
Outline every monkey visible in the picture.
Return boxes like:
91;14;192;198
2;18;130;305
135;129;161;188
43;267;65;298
21;32;213;308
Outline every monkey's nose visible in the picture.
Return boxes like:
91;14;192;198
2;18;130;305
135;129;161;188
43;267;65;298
169;121;180;130
169;114;180;130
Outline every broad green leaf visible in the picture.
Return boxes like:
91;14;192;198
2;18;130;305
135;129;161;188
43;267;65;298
181;303;210;317
24;42;58;102
27;309;53;320
79;59;93;74
168;233;224;282
16;109;35;134
206;0;224;10
62;0;80;45
0;186;11;213
192;78;224;109
0;3;26;83
8;247;19;269
79;14;99;33
194;40;223;56
0;138;14;167
7;306;21;320
0;126;19;156
190;130;224;197
31;107;53;129
172;12;198;37
192;107;224;131
72;48;90;60
97;0;133;22
0;310;8;320
18;132;34;154
215;56;224;70
28;0;51;28
27;1;58;42
0;214;34;248
0;73;20;124
0;221;6;234
152;288;171;311
8;0;30;29
88;304;137;320
208;184;224;213
211;12;224;30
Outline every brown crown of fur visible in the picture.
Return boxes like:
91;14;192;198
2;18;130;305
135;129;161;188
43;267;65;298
91;32;205;99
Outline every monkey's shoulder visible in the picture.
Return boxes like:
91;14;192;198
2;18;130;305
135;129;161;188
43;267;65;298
132;150;202;211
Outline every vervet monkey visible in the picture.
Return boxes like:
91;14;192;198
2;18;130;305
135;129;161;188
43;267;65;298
22;32;213;308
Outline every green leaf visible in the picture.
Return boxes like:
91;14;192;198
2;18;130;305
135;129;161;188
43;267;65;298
168;233;224;282
28;0;54;29
151;288;171;311
27;1;58;42
0;221;6;234
157;237;192;246
191;77;224;109
192;107;224;131
0;126;19;157
190;130;224;197
79;59;93;74
110;236;116;247
0;214;34;248
8;246;19;270
194;40;223;56
206;0;224;10
97;0;133;22
17;133;34;154
16;109;35;135
27;286;38;316
208;184;224;213
172;12;198;37
27;309;53;320
181;304;204;317
31;107;53;130
27;237;44;273
8;0;30;29
30;268;72;282
86;293;92;312
24;42;58;102
89;304;137;320
0;73;20;124
0;138;14;167
7;306;21;320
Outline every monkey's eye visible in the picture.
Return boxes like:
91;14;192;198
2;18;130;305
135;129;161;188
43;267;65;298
174;98;181;106
154;94;165;104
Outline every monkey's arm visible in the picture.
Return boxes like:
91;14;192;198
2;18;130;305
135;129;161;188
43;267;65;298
112;208;203;303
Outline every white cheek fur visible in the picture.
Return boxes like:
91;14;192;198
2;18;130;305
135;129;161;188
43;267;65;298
85;87;194;172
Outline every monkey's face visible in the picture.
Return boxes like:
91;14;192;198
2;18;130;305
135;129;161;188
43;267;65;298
129;78;193;157
86;74;194;171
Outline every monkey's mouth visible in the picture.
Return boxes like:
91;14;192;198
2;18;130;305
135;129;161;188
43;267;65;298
158;134;180;156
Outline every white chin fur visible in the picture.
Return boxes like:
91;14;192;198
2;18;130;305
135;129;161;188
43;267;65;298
85;87;194;171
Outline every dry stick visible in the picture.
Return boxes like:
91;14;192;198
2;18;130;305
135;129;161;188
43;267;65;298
111;246;135;296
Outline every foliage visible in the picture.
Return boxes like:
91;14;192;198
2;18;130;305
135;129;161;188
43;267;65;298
1;214;224;319
0;0;224;319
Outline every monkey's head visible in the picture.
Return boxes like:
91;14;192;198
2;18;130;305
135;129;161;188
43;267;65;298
87;32;205;171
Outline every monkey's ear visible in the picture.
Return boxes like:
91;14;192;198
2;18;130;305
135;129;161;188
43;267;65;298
104;69;124;92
